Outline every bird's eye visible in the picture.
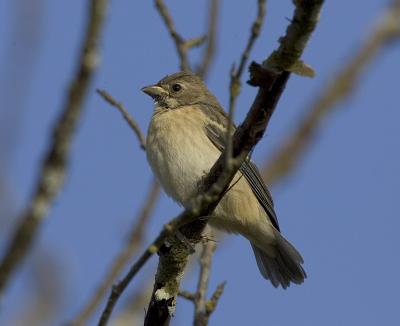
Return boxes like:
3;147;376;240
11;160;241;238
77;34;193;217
172;83;182;92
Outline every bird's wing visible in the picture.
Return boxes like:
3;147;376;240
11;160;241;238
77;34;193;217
198;103;280;231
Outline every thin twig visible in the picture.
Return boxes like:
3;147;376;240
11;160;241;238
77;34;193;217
0;0;109;295
262;0;400;185
154;0;191;71
205;281;226;317
68;180;160;326
226;0;266;166
196;0;220;78
185;36;207;49
237;0;267;78
96;89;146;150
154;0;212;73
194;239;218;326
178;290;196;302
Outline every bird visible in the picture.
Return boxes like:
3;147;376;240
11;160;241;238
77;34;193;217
142;71;306;288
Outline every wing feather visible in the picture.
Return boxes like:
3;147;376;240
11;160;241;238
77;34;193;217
198;104;280;231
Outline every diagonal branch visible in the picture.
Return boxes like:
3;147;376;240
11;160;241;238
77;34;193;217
227;0;266;165
196;0;220;79
154;0;205;71
193;238;218;326
0;0;109;296
96;89;146;150
154;0;189;71
204;281;226;320
98;1;323;325
262;0;400;185
236;0;267;79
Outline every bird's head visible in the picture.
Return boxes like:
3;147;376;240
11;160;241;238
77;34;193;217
141;71;219;110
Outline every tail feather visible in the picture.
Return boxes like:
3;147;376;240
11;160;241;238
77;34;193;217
251;230;306;289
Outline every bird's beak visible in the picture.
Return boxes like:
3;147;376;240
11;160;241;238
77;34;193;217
141;85;168;99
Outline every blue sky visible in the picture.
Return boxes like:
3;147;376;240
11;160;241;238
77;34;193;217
1;0;400;325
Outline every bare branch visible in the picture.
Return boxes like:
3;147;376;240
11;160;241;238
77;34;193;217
238;0;267;78
154;0;191;71
205;282;226;317
68;180;160;326
262;0;400;185
226;0;266;165
185;36;207;49
194;240;218;326
196;0;220;78
178;290;196;302
96;89;146;150
154;0;218;74
177;277;226;326
0;0;109;295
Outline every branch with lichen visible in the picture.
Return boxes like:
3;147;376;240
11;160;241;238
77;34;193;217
0;0;109;296
262;0;400;185
97;1;323;325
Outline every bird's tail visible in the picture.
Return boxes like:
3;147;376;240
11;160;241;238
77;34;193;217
251;229;306;289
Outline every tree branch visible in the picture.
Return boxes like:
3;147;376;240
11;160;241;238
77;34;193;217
193;239;218;326
96;89;146;150
262;0;400;185
196;0;220;78
227;0;266;166
178;289;196;302
204;281;226;319
154;0;207;71
0;0;109;296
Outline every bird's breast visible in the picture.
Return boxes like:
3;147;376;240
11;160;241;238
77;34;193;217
146;107;220;206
